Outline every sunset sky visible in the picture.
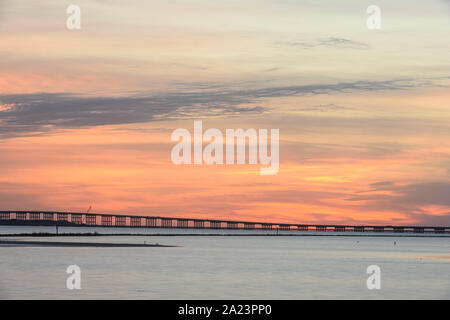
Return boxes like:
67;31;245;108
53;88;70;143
1;0;449;225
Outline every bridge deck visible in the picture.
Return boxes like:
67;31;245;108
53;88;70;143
0;211;448;233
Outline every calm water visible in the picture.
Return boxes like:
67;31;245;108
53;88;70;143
0;226;449;299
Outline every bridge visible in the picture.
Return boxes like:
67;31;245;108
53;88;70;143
0;210;449;234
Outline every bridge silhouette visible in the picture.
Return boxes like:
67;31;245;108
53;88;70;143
0;210;448;233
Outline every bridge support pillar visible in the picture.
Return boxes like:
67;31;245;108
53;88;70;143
146;218;157;227
0;212;11;220
71;214;82;224
194;221;204;229
210;221;221;229
262;224;272;230
16;212;27;220
115;215;126;226
101;215;112;226
161;218;172;228
43;213;54;221
86;214;97;226
57;213;68;222
130;217;142;227
227;222;238;229
29;212;40;221
177;219;188;228
434;227;445;234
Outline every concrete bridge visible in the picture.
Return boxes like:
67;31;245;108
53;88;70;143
0;210;448;233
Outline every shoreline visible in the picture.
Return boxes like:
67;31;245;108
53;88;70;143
0;239;179;247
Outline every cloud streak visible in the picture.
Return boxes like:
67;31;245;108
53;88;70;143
0;78;428;138
345;181;450;225
279;37;370;50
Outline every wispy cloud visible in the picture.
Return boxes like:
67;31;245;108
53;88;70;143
293;104;354;112
279;37;370;50
0;78;438;138
350;181;450;207
345;181;450;225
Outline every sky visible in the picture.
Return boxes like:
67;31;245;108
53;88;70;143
0;0;449;226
